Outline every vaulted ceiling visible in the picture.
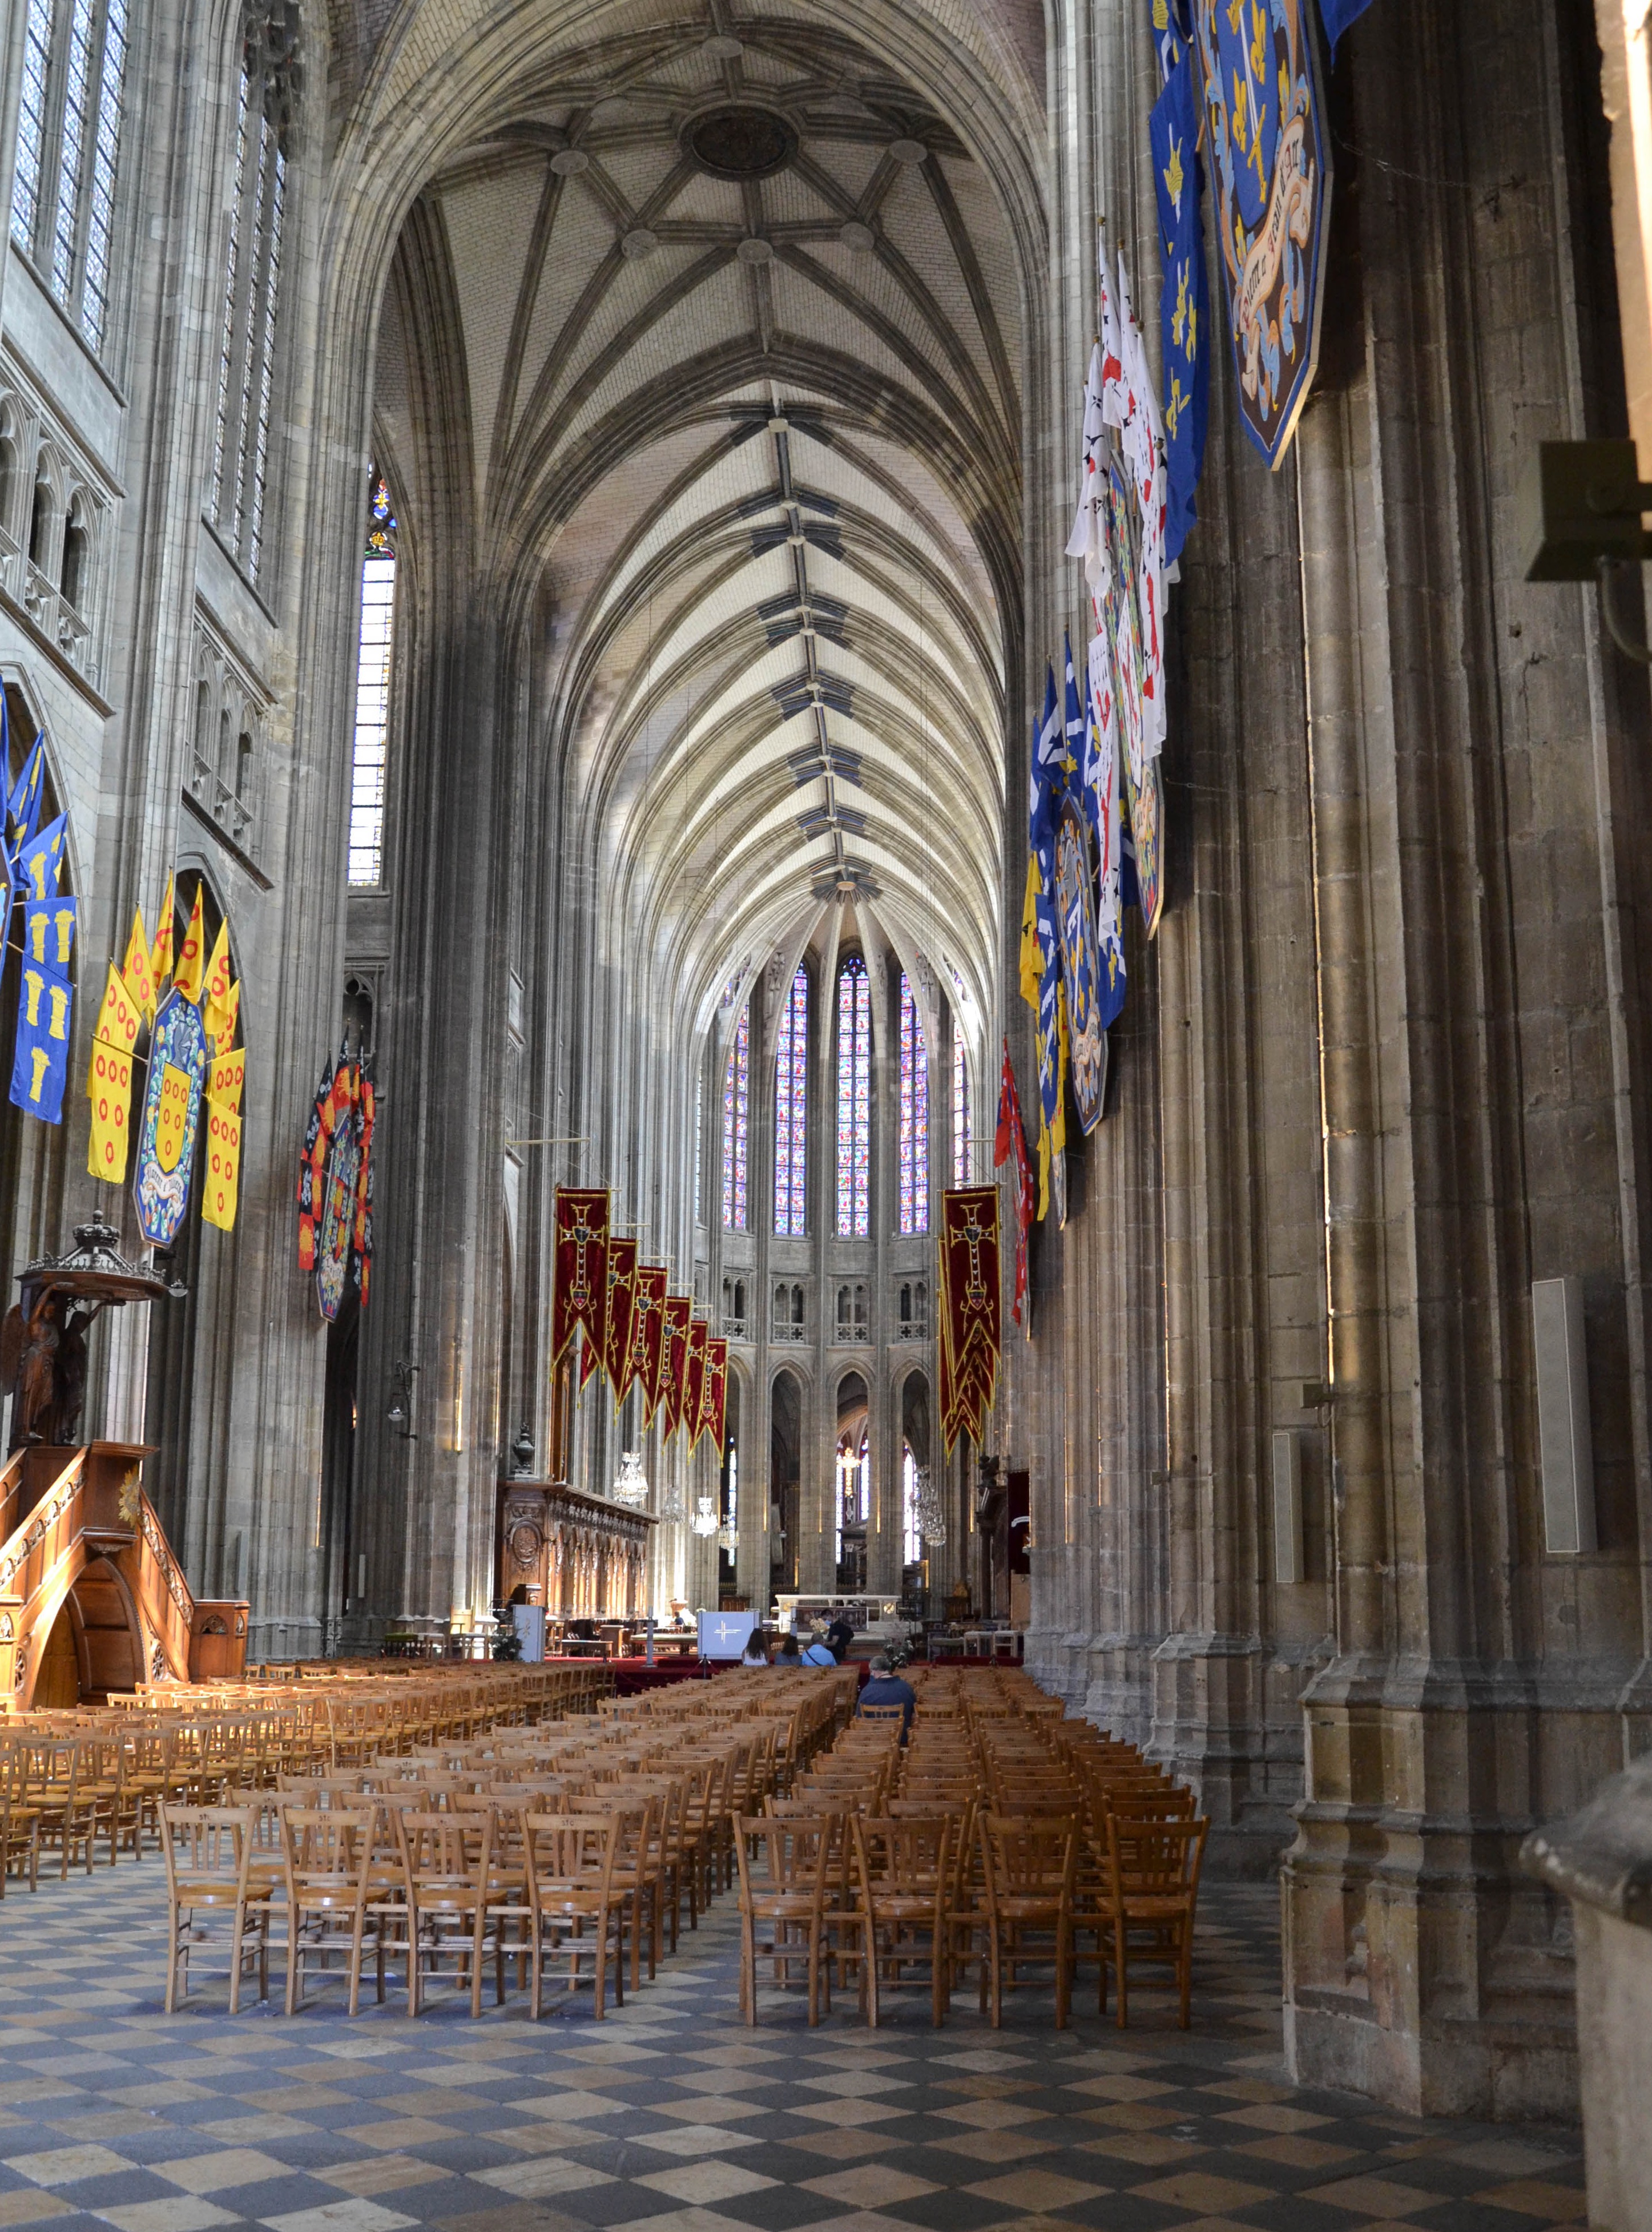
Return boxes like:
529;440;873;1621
369;2;1033;1046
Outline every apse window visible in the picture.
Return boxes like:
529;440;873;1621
207;6;297;583
722;1004;749;1230
10;0;129;355
898;972;928;1235
836;955;871;1237
347;474;396;888
952;1021;970;1185
774;964;808;1235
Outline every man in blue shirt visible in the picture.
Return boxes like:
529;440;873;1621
800;1628;837;1666
857;1653;916;1735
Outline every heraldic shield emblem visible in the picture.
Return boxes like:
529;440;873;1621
316;1110;361;1323
1054;797;1107;1136
1192;0;1331;466
134;987;208;1246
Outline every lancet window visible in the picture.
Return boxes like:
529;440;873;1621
346;472;396;888
722;1005;749;1230
952;1023;970;1185
902;1444;922;1565
836;956;871;1237
774;965;808;1235
207;4;297;582
10;0;129;355
898;972;928;1235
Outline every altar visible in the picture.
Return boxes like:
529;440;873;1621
495;1477;654;1622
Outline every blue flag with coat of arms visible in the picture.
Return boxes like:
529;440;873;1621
1150;43;1210;567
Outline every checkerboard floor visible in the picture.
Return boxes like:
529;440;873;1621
0;1863;1585;2232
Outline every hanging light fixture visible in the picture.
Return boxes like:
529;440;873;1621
916;1466;947;1547
718;1513;739;1554
612;1451;650;1509
660;1477;688;1524
689;1494;720;1537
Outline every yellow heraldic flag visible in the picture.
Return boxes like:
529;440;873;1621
122;907;155;1019
91;962;141;1054
200;921;232;1036
87;964;143;1186
173;884;206;1004
149;875;175;992
207;1046;244;1112
211;978;240;1057
200;1099;241;1231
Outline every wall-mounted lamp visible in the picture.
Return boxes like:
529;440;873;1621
387;1359;421;1439
1520;439;1652;663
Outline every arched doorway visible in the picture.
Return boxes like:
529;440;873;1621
29;1557;143;1706
836;1371;869;1592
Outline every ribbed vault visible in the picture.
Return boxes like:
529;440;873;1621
371;2;1024;1044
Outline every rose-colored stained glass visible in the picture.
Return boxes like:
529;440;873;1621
774;966;808;1234
836;957;871;1237
898;973;928;1235
722;1006;750;1230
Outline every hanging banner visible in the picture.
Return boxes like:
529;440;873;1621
23;895;75;974
683;1319;708;1450
10;958;71;1125
701;1336;728;1455
659;1295;692;1436
590;1235;638;1395
629;1264;668;1419
1106;458;1165;936
353;1060;376;1307
1151;42;1212;563
550;1187;610;1368
1054;796;1107;1135
134;985;208;1246
993;1041;1035;1331
148;874;175;993
122;907;155;1020
937;1186;1002;1450
88;1040;134;1183
298;1050;341;1274
315;1067;361;1322
200;1101;242;1233
1191;0;1330;467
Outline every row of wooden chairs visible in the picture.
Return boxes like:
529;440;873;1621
159;1670;859;2018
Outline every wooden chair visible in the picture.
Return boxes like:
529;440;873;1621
523;1811;628;2019
394;1808;507;2016
281;1807;384;2016
22;1740;96;1880
1102;1813;1208;2028
159;1804;272;2014
0;1747;39;1894
850;1812;955;2026
732;1812;835;2026
977;1812;1078;2029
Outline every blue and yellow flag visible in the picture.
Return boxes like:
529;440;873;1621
17;811;66;903
1150;45;1210;567
11;956;72;1123
1020;666;1067;1218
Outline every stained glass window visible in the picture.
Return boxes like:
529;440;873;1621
897;973;928;1235
208;13;295;585
953;1024;971;1186
10;0;128;357
836;956;871;1237
347;474;396;888
774;966;808;1234
722;1006;750;1230
903;1445;922;1565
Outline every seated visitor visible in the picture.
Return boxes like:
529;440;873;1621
776;1631;802;1664
741;1629;771;1666
800;1627;837;1666
858;1653;916;1734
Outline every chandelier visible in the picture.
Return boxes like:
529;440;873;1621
612;1452;650;1510
718;1515;739;1555
688;1494;720;1537
914;1467;947;1547
659;1477;688;1524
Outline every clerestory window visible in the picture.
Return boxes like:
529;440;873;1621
10;0;130;356
722;1004;749;1230
207;4;297;583
346;470;396;887
898;971;928;1235
773;964;808;1235
835;955;870;1237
